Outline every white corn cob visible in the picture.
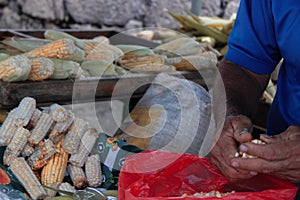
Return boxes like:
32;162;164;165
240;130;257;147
9;157;47;200
13;97;36;127
27;139;58;170
27;108;42;130
0;55;31;82
3;127;30;166
69;128;99;167
28;57;55;81
85;154;102;187
62;119;88;154
58;182;76;196
21;143;35;157
49;111;75;144
67;164;87;189
0;108;17;146
48;103;68;122
28;113;54;146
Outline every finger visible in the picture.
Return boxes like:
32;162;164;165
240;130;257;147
231;157;288;173
211;154;255;180
230;116;253;143
239;142;293;161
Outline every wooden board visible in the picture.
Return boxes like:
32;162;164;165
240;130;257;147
0;70;215;109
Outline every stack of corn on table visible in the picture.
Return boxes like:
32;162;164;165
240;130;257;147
0;97;107;199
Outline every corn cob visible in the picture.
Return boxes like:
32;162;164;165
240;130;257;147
0;53;10;61
0;108;17;146
44;30;78;42
69;47;85;62
27;108;42;130
28;113;54;146
76;39;108;54
58;182;76;196
49;111;75;144
28;139;58;170
49;103;68;122
9;157;47;200
85;154;102;187
3;127;30;166
166;53;218;71
86;43;124;61
24;39;76;60
0;55;31;82
115;44;155;59
155;37;204;57
50;59;89;79
85;49;114;62
28;57;54;81
41;138;69;198
69;128;99;167
119;55;165;68
13;97;36;127
67;164;87;189
62;119;88;154
1;37;51;52
80;60;118;77
21;143;35;157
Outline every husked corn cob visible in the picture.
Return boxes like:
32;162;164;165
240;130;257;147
67;164;87;189
24;39;76;60
62;119;88;154
0;55;31;82
69;128;99;167
49;111;75;144
85;154;102;187
28;139;58;170
58;182;76;196
13;97;36;127
0;108;17;146
9;157;47;200
21;143;35;157
27;108;42;130
119;55;165;69
28;113;54;146
3;127;30;166
49;103;68;122
41;138;69;198
28;57;54;81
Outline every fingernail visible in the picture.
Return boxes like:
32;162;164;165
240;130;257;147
239;128;249;135
250;171;258;176
231;161;239;167
239;144;248;152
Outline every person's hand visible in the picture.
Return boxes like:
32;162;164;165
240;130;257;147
210;115;257;182
231;126;300;182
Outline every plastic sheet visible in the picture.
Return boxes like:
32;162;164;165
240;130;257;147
119;150;298;200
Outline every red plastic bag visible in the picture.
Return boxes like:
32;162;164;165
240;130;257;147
119;150;298;200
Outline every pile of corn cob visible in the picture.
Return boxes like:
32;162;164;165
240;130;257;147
0;29;220;82
0;97;103;199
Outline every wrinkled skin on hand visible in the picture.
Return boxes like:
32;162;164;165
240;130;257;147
231;125;300;183
210;115;258;182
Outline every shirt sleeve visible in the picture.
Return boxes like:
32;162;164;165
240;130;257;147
225;0;282;74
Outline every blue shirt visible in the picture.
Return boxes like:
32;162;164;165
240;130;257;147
225;0;300;135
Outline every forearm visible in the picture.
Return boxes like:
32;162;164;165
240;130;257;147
218;58;270;119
